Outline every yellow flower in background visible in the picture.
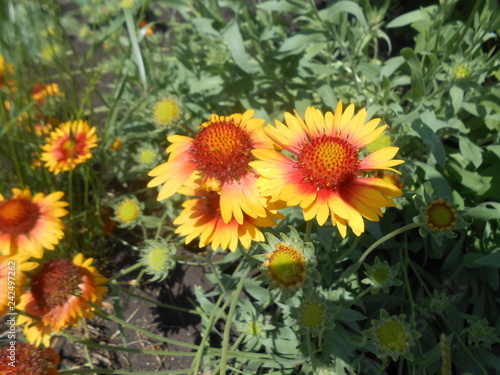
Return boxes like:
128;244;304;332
251;101;404;237
0;256;38;315
174;190;283;252
153;98;181;127
0;188;68;259
32;83;63;105
0;54;14;89
148;110;274;224
40;120;98;174
17;253;108;347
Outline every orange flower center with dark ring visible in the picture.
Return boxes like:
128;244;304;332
31;259;84;309
189;120;255;184
296;134;360;190
268;242;306;287
425;200;457;230
0;198;40;236
55;132;88;161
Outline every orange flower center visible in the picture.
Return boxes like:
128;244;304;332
190;120;255;184
56;133;88;161
0;198;40;236
31;259;83;309
297;135;360;189
268;242;306;287
425;200;457;230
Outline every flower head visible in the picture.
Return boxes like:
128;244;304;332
251;101;404;237
290;293;335;337
361;256;402;293
234;299;275;351
110;138;123;151
40;120;98;174
153;98;181;127
453;64;471;81
17;253;108;347
363;309;420;361
148;110;274;224
174;187;282;252
0;188;69;259
140;238;177;282
256;227;318;297
0;342;59;375
135;144;161;169
414;191;467;245
111;196;143;228
32;83;63;105
0;54;14;89
462;316;497;349
0;256;38;315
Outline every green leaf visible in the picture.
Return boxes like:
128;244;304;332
318;1;368;29
256;0;309;13
401;48;425;103
412;121;446;167
450;165;492;195
222;20;253;73
458;136;483;168
380;56;405;78
450;85;464;115
467;202;500;220
278;31;325;54
386;9;425;28
318;84;337;108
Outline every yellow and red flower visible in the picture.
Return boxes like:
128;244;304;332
148;110;274;224
251;101;404;237
32;83;63;105
0;256;38;315
0;188;68;259
174;189;282;252
0;54;14;89
17;253;108;347
0;342;60;375
40;120;98;174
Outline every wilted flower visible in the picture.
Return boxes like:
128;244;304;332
0;342;60;374
17;254;108;347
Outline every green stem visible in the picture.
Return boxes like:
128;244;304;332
306;332;316;372
107;262;143;282
305;220;313;242
91;303;199;350
219;266;252;375
334;223;420;287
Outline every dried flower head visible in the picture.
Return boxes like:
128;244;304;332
0;342;60;374
17;254;108;347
